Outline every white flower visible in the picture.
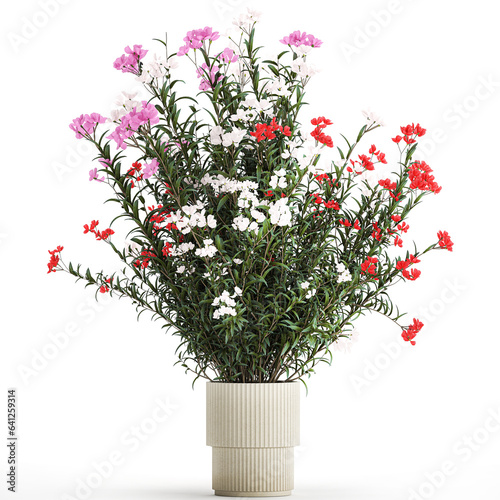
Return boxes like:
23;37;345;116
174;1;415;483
300;281;310;290
265;78;291;97
207;214;217;228
332;330;360;353
195;238;218;258
248;221;259;233
137;54;173;82
291;45;313;56
222;128;246;147
291;60;319;78
170;242;195;257
269;197;292;227
232;215;250;231
232;7;262;30
230;108;248;122
233;258;243;265
361;107;385;127
209;126;224;145
176;265;186;274
250;209;266;223
233;286;243;296
212;290;239;319
336;262;352;283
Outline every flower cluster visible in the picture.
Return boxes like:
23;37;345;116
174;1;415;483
280;30;323;48
137;54;178;83
269;197;292;227
310;116;333;147
402;318;424;345
269;168;287;189
83;220;115;241
113;45;148;74
392;123;426;145
397;254;422;280
408;161;442;193
230;96;272;123
70;113;106;139
195;238;218;258
336;262;352;283
361;256;378;276
164;201;217;236
437;230;454;252
209;126;246;147
178;27;220;56
250;117;291;142
212;288;242;319
47;246;63;274
107;101;160;149
232;8;262;30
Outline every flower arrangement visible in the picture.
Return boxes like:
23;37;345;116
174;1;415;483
49;9;453;384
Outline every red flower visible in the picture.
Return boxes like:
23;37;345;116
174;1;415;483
402;268;421;281
369;144;378;155
358;154;374;171
379;178;397;190
408;161;441;193
394;235;403;247
339;218;351;227
311;116;333;127
99;278;112;293
162;242;173;257
401;318;424;345
397;222;410;233
372;222;382;241
315;173;335;186
83;220;114;241
134;249;156;269
323;200;340;209
353;219;361;230
414;123;426;137
47;246;64;274
437;230;454;252
391;214;401;223
361;256;378;275
251;117;290;142
396;254;421;271
392;135;403;143
377;152;387;164
310;117;333;148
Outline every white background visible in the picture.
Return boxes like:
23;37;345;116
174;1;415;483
1;0;499;499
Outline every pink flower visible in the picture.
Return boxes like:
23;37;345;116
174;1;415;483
219;48;239;63
113;44;148;74
89;168;104;182
280;30;323;48
107;101;159;150
196;63;223;91
177;27;220;56
143;159;159;179
69;113;106;139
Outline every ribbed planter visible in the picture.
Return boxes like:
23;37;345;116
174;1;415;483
206;382;300;497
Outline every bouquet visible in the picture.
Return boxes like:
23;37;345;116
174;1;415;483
48;9;453;385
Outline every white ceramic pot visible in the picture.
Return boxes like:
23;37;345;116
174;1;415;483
206;382;300;497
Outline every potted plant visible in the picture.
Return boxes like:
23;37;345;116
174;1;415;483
48;8;453;497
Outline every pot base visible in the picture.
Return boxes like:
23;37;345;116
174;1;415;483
215;490;291;497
